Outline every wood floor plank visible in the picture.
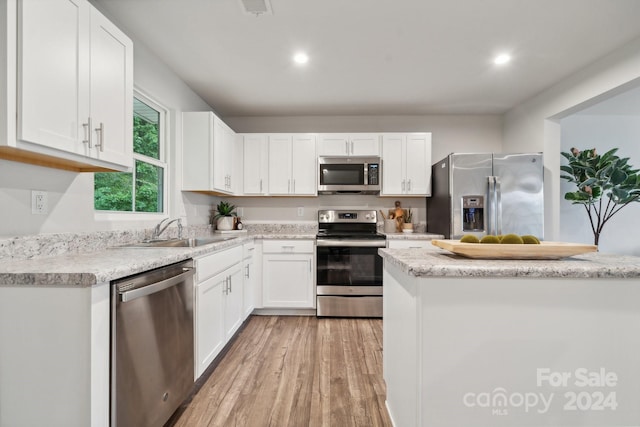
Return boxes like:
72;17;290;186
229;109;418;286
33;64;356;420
171;315;392;427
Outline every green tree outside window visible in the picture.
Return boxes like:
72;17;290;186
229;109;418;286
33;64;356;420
95;96;166;212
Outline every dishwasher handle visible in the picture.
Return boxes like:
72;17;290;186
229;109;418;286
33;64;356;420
119;268;194;302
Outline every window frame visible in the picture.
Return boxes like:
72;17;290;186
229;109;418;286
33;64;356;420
94;89;169;221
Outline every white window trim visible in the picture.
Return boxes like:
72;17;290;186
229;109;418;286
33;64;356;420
95;89;170;222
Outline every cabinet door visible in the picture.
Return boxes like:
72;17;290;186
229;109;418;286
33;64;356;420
243;134;268;195
195;272;225;378
89;7;133;167
262;254;314;308
350;134;379;156
212;117;230;193
243;256;255;319
318;134;349;156
224;123;237;193
268;134;292;194
381;134;405;195
182;112;214;191
404;133;432;195
224;264;244;339
291;134;316;195
18;0;90;154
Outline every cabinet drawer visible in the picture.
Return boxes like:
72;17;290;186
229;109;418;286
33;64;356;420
196;245;243;282
243;241;256;259
262;239;314;254
387;239;437;249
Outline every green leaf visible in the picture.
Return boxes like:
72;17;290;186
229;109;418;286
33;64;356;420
610;168;627;185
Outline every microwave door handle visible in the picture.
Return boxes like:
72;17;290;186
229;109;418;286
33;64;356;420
364;163;368;185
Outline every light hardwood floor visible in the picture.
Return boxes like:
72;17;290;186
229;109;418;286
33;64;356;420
171;315;392;427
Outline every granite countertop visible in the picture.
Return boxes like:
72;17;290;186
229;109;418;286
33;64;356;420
379;248;640;279
0;232;318;287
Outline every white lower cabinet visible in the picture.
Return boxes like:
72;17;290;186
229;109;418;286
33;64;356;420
242;242;256;318
194;245;243;379
262;240;315;308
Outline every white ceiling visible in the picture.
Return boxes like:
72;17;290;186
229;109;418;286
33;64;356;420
93;0;640;117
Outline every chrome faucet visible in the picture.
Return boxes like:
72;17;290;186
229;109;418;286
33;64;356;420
152;218;183;240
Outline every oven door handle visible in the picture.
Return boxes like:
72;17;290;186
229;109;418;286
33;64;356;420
316;239;386;248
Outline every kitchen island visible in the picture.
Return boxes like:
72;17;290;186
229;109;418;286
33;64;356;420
379;248;640;427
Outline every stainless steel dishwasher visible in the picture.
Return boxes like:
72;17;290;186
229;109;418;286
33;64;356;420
111;260;195;427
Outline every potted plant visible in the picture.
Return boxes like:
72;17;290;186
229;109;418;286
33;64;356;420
402;208;414;232
211;200;237;231
561;147;640;246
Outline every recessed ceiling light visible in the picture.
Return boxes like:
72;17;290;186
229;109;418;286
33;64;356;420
493;54;512;65
293;52;309;65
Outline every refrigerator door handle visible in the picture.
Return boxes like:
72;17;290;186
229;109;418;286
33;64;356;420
487;176;496;235
495;176;502;236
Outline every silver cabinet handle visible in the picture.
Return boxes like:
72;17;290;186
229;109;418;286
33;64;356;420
293;179;296;194
119;268;194;302
351;140;354;154
82;117;92;148
345;141;349;154
401;180;406;192
288;179;291;193
228;275;232;293
259;178;262;193
94;122;104;152
407;179;412;192
245;264;250;278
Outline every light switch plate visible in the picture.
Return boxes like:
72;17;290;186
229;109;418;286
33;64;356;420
297;207;304;217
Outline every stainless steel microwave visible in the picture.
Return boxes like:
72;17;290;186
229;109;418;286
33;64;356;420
318;156;381;194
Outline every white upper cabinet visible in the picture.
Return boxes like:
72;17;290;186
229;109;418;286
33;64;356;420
182;111;237;194
88;7;133;167
381;133;432;196
268;134;316;196
2;0;133;171
17;0;90;156
318;133;380;157
242;134;268;195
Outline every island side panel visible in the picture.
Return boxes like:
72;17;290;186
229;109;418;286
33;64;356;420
418;276;640;427
383;262;420;427
0;284;110;427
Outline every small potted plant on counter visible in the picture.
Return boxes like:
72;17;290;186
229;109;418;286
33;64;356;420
403;208;414;233
211;200;237;231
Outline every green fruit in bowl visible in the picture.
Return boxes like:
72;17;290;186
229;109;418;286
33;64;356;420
460;234;480;243
500;233;524;244
521;235;541;244
480;235;500;244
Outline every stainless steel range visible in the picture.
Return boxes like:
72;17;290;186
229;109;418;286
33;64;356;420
316;209;385;317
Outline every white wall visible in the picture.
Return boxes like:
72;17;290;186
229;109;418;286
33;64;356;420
560;113;640;255
0;34;213;237
503;36;640;251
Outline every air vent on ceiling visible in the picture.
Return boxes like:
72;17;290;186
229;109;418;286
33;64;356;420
240;0;273;16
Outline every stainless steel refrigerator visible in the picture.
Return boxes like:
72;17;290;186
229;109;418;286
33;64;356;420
427;153;544;239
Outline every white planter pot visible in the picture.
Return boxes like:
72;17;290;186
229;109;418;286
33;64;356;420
217;216;234;231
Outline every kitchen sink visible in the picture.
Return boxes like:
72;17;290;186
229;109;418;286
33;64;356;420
116;236;237;248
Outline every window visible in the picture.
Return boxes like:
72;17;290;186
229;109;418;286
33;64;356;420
94;93;167;213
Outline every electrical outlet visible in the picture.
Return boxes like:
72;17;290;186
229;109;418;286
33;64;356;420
31;190;48;215
297;207;304;217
